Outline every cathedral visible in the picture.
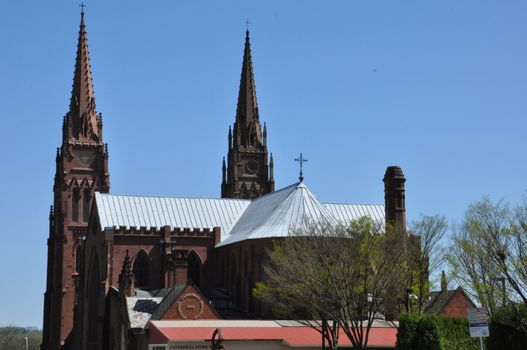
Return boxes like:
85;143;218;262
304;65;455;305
41;11;407;350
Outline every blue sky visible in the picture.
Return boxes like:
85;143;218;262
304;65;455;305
1;0;527;327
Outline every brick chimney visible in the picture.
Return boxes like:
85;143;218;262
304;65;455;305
383;166;407;229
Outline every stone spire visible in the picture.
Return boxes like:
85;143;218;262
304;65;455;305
234;30;262;148
67;10;100;143
221;30;274;199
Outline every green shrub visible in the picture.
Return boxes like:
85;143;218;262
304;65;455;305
488;304;527;350
435;316;478;350
396;315;478;350
396;314;419;350
412;316;441;350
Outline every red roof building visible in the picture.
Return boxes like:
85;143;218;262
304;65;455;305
148;320;398;349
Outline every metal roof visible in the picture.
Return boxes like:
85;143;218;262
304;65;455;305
94;182;385;247
95;193;249;240
324;203;385;224
217;182;338;246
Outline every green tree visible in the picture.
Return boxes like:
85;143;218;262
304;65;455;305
254;218;406;350
0;327;42;350
446;196;527;313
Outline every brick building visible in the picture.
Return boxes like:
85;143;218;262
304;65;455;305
42;11;408;350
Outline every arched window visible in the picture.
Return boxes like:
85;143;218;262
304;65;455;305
187;251;202;287
72;189;80;222
133;251;150;288
83;190;91;222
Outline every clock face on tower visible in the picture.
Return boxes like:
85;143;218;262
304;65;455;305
246;160;258;174
77;150;95;166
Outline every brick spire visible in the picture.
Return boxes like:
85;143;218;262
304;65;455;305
68;10;100;143
234;30;261;148
222;30;274;199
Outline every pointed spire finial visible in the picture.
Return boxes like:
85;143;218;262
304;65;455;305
119;250;135;296
80;2;86;15
68;7;100;143
222;157;227;185
245;18;250;32
263;122;267;148
269;153;274;182
228;125;232;150
235;27;260;147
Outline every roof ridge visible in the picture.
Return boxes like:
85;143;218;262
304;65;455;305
248;182;301;203
324;202;384;206
95;192;250;202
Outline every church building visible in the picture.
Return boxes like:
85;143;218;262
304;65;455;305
41;11;407;350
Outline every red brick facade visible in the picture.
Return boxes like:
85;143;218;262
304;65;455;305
41;11;109;350
161;285;220;320
438;289;476;318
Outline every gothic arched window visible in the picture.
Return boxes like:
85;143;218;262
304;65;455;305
187;251;202;287
83;190;91;222
72;189;80;223
133;251;150;288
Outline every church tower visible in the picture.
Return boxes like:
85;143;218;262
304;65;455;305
221;30;274;199
42;11;109;350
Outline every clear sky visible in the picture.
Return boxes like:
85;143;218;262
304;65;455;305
1;0;527;327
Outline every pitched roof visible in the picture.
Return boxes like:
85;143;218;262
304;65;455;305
94;182;384;247
423;287;476;315
218;182;361;246
126;287;184;329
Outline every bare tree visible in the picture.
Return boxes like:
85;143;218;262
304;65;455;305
254;218;406;350
407;215;448;315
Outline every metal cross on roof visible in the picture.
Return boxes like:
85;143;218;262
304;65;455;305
80;2;86;13
294;153;308;182
245;18;250;31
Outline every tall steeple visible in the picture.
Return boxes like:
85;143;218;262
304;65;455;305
42;10;109;350
66;10;101;143
234;30;261;148
222;30;274;199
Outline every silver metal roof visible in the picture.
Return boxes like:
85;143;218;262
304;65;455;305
94;182;385;247
217;182;385;246
95;193;249;240
324;203;385;224
218;182;338;246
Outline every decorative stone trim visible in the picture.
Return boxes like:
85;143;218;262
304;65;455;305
176;292;205;320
